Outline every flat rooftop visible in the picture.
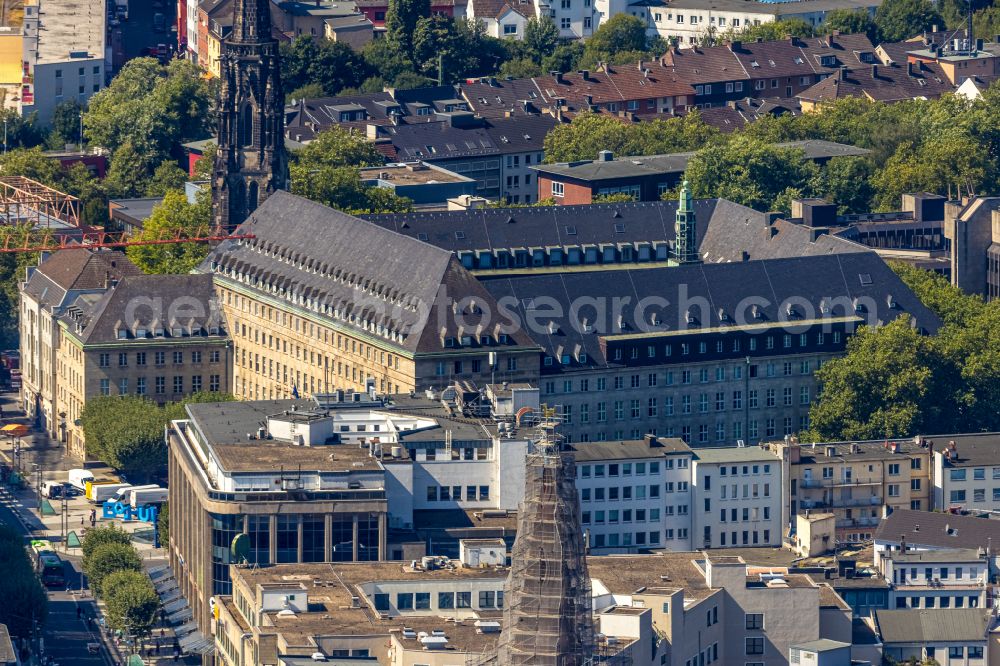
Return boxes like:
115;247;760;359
693;446;780;464
230;562;509;648
569;437;692;462
34;0;105;64
586;552;714;602
360;163;472;185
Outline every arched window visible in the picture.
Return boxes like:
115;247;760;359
239;104;254;147
248;182;259;213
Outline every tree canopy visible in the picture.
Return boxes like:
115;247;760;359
103;570;160;639
81;392;234;479
84;542;143;597
0;524;47;639
126;189;212;274
804;262;1000;441
874;0;943;42
289;127;412;214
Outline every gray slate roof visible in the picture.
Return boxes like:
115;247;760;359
874;608;991;644
363;198;867;264
477;252;940;369
59;274;226;345
569;437;692;462
874;509;1000;550
22;250;142;310
200;191;537;355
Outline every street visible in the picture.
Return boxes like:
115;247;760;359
119;0;177;63
0;488;106;666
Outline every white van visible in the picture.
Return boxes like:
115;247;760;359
67;469;95;491
41;481;64;499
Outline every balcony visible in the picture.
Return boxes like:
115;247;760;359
835;517;880;528
801;496;881;510
800;477;882;488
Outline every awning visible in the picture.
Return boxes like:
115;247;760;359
179;631;215;655
0;424;28;436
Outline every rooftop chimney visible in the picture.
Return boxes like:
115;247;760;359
871;64;878;78
598;150;613;161
579;69;590;80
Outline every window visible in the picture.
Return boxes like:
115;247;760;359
397;593;414;610
745;613;763;630
746;638;764;655
552;181;565;197
969;647;983;659
100;378;110;396
949;647;964;659
560;17;570;28
99;353;110;367
173;376;184;393
951;490;967;503
503;23;517;34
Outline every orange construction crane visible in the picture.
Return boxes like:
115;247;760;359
0;228;254;253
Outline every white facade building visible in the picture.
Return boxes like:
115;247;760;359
574;437;694;553
931;435;1000;512
603;0;880;45
20;0;107;125
691;445;783;550
878;549;989;610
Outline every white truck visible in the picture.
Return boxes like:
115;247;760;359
112;484;157;503
86;482;133;504
129;486;167;507
67;469;95;491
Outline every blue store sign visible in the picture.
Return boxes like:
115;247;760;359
102;500;158;523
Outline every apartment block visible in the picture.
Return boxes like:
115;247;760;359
878;549;989;610
691;446;782;550
574;438;694;552
931;434;1000;511
19;0;107;125
873;608;993;666
771;437;932;544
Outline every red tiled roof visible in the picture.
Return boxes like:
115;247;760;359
798;62;953;103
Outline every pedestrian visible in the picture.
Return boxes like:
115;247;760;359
80;515;84;526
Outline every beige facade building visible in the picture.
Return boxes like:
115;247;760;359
20;250;141;449
54;273;232;459
770;438;932;543
199;192;540;403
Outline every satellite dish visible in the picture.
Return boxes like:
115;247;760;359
231;533;251;564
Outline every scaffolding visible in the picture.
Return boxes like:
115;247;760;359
0;176;81;228
473;408;594;666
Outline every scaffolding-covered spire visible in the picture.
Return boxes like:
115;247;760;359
486;408;595;666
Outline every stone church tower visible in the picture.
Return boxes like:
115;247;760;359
212;0;288;233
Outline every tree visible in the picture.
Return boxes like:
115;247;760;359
0;109;46;151
84;542;142;597
145;162;189;197
157;502;169;546
0;147;63;184
541;42;584;74
84;58;213;187
875;0;943;42
81;524;133;561
499;58;543;79
296;126;384;169
80;396;171;481
126;189;211;275
820;9;878;40
818;156;875;214
385;0;430;53
805;317;947;441
524;17;560;63
52;100;85;147
103;570;160;641
280;37;372;99
718;18;814;43
542;112;719;163
581;14;648;67
362;39;418;88
0;524;47;640
193;143;215;181
683;135;817;211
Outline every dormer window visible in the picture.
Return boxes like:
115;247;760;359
171;327;183;337
116;329;127;340
135;328;147;338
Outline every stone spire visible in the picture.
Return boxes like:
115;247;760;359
211;0;288;233
674;179;699;264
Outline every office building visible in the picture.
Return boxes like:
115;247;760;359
19;250;141;441
57;273;231;458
